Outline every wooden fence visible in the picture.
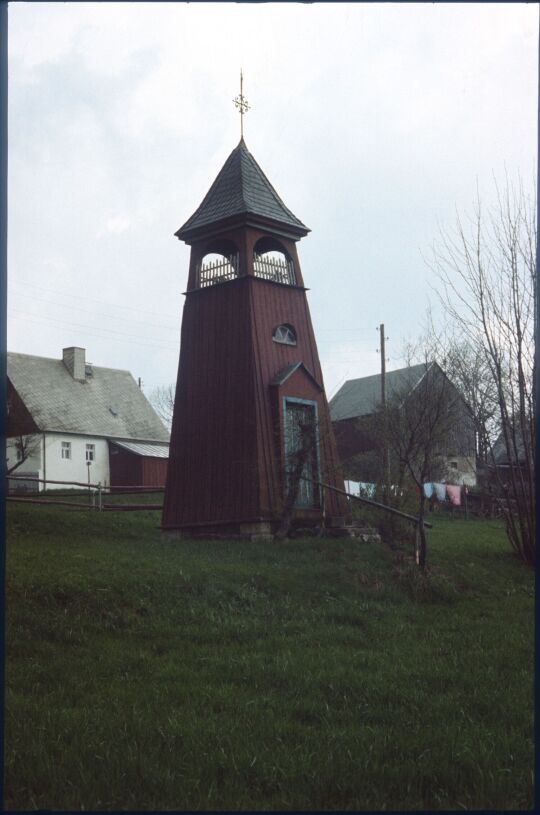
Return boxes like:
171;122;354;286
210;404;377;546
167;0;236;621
6;475;164;512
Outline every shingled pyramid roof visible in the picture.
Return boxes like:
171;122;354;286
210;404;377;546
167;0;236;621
176;138;309;240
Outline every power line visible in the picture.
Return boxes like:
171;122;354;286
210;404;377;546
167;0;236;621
11;280;378;335
9;288;181;333
8;309;180;352
11;278;184;321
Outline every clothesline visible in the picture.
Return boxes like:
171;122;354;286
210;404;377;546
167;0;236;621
344;480;468;507
424;482;466;506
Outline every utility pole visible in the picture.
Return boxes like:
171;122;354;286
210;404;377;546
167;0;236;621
379;323;391;501
380;323;387;407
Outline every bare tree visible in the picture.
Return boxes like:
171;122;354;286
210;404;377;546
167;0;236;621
274;395;352;541
274;416;317;540
428;174;535;565
149;384;175;431
401;314;499;468
374;362;466;572
6;433;41;475
6;388;42;477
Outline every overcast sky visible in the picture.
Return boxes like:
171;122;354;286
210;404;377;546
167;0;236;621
7;2;538;399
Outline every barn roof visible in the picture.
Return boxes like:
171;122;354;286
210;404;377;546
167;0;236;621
329;363;431;422
7;352;170;443
176;138;309;240
112;440;170;458
491;428;530;466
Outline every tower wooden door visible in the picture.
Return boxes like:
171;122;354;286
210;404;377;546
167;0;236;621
283;399;320;508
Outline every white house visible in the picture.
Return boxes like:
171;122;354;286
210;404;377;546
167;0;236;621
7;347;170;491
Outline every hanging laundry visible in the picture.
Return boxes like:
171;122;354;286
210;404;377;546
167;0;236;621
359;482;376;498
423;483;434;499
434;483;447;501
344;480;361;496
446;484;461;506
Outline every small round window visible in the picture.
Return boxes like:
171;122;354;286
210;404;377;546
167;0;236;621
273;324;297;346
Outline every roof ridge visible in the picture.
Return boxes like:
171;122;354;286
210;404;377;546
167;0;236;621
8;350;131;374
343;362;429;385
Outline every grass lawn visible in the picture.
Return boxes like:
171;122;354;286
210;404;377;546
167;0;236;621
4;502;534;811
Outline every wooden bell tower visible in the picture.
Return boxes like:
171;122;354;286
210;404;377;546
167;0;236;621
162;134;348;537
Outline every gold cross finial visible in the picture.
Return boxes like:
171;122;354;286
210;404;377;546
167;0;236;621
233;69;250;139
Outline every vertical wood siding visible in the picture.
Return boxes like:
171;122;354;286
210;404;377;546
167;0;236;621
163;275;347;529
163;280;260;528
109;444;167;488
141;457;168;487
109;446;143;488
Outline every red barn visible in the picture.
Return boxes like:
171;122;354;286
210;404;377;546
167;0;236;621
162;138;347;538
108;441;169;490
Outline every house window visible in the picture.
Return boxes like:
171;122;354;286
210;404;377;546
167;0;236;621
86;443;95;462
449;461;458;469
61;441;71;460
273;324;297;346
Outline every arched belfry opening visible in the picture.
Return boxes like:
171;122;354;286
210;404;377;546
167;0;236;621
253;237;296;286
197;238;239;288
163;137;347;538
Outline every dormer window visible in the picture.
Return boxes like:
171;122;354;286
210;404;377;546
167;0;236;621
273;324;297;346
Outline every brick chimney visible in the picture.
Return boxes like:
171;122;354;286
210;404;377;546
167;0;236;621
63;347;86;382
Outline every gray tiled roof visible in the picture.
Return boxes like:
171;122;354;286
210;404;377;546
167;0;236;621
330;363;430;422
112;440;169;458
176;139;309;238
492;429;529;465
8;352;170;442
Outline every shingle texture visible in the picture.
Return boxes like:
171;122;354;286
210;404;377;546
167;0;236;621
330;363;430;422
113;440;170;458
8;352;170;442
176;139;309;238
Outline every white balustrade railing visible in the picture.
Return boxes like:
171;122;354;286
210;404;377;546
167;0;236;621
254;254;296;285
198;254;239;288
197;253;296;288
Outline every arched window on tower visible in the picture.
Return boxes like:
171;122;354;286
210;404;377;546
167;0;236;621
273;324;297;346
253;238;296;286
197;239;239;288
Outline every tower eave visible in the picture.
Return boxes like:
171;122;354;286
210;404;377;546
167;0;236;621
175;213;311;245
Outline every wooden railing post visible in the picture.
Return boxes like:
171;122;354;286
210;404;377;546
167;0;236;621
300;475;433;529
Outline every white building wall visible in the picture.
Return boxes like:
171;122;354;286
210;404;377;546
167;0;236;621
43;434;110;490
444;455;477;487
8;433;110;491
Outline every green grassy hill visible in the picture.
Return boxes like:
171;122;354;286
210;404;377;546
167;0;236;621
5;502;534;810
